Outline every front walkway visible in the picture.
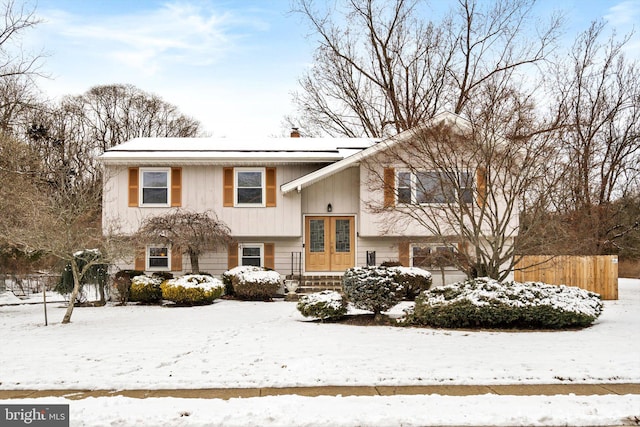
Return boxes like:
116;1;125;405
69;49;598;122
1;383;638;400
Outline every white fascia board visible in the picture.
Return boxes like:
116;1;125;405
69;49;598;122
281;138;395;194
99;152;344;165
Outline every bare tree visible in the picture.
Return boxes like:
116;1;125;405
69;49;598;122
69;84;202;152
364;89;558;280
136;210;232;274
541;21;640;255
290;0;561;137
0;133;133;323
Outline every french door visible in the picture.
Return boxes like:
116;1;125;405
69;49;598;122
305;216;355;272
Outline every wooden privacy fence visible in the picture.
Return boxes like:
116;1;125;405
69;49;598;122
514;255;618;300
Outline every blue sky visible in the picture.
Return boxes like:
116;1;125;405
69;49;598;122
23;0;640;138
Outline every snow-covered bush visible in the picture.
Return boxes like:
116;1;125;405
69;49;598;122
389;266;432;300
228;268;281;301
405;277;603;329
342;266;404;315
297;290;348;321
160;274;225;306
129;275;163;303
222;266;263;296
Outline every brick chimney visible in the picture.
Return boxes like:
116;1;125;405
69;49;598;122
290;127;300;138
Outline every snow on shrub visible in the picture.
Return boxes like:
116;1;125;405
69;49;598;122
405;277;603;329
388;266;432;300
161;274;225;306
129;275;163;303
222;266;263;296
342;266;404;315
297;290;348;321
227;267;282;301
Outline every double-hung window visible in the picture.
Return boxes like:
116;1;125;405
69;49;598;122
236;168;265;206
398;170;473;204
141;168;170;206
240;244;264;267
147;246;170;270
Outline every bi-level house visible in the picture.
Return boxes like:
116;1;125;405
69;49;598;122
100;112;517;289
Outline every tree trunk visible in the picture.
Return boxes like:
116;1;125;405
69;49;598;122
189;250;199;274
62;261;81;324
98;281;106;305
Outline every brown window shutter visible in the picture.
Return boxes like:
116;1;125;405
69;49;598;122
476;167;487;207
134;248;145;271
266;167;277;207
171;246;182;272
457;240;469;255
384;167;395;208
171;167;182;207
223;167;234;207
227;242;238;269
264;243;275;269
399;241;410;267
128;167;139;207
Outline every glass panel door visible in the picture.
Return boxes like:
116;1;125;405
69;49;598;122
334;219;350;253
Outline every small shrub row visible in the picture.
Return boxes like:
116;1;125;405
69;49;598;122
404;277;603;329
161;274;225;306
297;265;431;321
127;273;224;306
223;266;282;301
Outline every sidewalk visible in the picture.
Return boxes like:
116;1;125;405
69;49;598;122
1;383;638;400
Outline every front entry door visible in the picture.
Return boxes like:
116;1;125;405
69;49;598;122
305;216;355;272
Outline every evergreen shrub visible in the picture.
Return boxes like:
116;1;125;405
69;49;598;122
230;268;281;301
222;266;263;296
160;274;224;306
129;275;163;303
405;277;603;329
297;290;348;320
389;266;432;300
342;266;404;315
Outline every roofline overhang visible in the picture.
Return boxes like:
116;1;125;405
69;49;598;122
280;112;473;194
99;155;344;166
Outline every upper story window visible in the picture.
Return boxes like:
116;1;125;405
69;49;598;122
141;168;170;206
235;168;265;206
398;170;473;205
128;167;181;208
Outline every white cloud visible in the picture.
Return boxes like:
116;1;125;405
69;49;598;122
38;2;246;76
604;0;640;26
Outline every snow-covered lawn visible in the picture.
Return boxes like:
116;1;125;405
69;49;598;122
1;279;639;426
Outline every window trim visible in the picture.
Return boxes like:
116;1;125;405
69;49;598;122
140;167;171;207
397;169;473;205
146;245;171;271
235;167;266;207
239;243;264;267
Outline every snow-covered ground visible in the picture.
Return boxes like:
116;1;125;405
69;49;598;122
1;279;639;426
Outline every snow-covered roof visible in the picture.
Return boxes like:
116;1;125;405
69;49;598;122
99;137;379;165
